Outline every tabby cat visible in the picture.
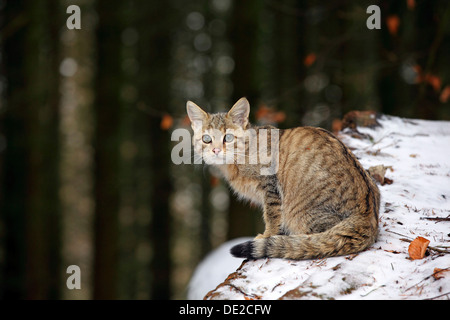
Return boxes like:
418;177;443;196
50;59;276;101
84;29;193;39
186;97;380;260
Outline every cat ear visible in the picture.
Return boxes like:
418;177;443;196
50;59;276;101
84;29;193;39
227;97;250;128
186;101;208;130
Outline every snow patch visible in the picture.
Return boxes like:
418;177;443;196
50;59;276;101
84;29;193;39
187;237;251;300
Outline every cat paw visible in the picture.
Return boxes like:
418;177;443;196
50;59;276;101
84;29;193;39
254;233;270;240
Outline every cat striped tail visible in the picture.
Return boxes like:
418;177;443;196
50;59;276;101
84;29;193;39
230;213;378;260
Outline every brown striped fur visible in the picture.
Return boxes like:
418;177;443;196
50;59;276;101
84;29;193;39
186;98;380;260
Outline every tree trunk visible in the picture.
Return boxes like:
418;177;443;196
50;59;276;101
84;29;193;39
0;0;61;299
92;0;123;299
136;1;174;300
271;0;305;127
226;0;264;240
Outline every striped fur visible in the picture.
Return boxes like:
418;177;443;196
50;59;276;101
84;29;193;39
187;98;380;260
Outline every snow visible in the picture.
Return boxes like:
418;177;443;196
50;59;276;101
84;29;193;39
188;115;450;300
187;237;251;300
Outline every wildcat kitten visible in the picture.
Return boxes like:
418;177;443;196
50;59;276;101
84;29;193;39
186;97;380;260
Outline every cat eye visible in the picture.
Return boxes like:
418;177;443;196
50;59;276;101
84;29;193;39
202;134;212;144
224;133;234;143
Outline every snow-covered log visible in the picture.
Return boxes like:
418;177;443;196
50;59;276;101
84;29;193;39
189;114;450;300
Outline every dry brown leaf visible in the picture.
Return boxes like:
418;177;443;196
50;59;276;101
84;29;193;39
432;268;450;280
273;111;286;123
424;74;442;92
210;175;219;187
244;294;261;300
407;0;415;10
304;53;316;67
255;105;285;124
385;249;401;254
408;236;430;260
368;165;393;186
332;119;343;134
341;110;379;130
386;15;400;36
160;113;173;130
255;105;270;120
440;85;450;103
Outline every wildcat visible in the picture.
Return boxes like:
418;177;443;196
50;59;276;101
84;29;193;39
186;97;380;260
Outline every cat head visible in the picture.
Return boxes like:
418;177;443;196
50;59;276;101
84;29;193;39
186;97;250;165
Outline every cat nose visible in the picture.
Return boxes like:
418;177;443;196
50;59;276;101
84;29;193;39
212;148;221;155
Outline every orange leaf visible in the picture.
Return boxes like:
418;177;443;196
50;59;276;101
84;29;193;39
304;53;316;67
255;104;286;124
407;0;415;10
386;15;400;36
210;176;219;187
244;294;261;300
408;236;430;260
424;74;442;92
412;64;422;75
160;113;173;130
255;105;270;120
332;119;343;134
273;111;286;123
432;268;450;280
440;85;450;103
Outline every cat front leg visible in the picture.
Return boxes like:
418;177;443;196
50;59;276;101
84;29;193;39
255;178;283;239
255;201;282;239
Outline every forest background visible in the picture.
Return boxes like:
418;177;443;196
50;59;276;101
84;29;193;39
0;0;449;299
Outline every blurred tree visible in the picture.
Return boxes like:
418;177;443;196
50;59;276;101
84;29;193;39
226;0;264;240
338;1;380;114
0;0;62;299
413;0;450;119
116;1;153;300
136;1;174;299
92;0;123;299
377;0;410;117
269;0;306;128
